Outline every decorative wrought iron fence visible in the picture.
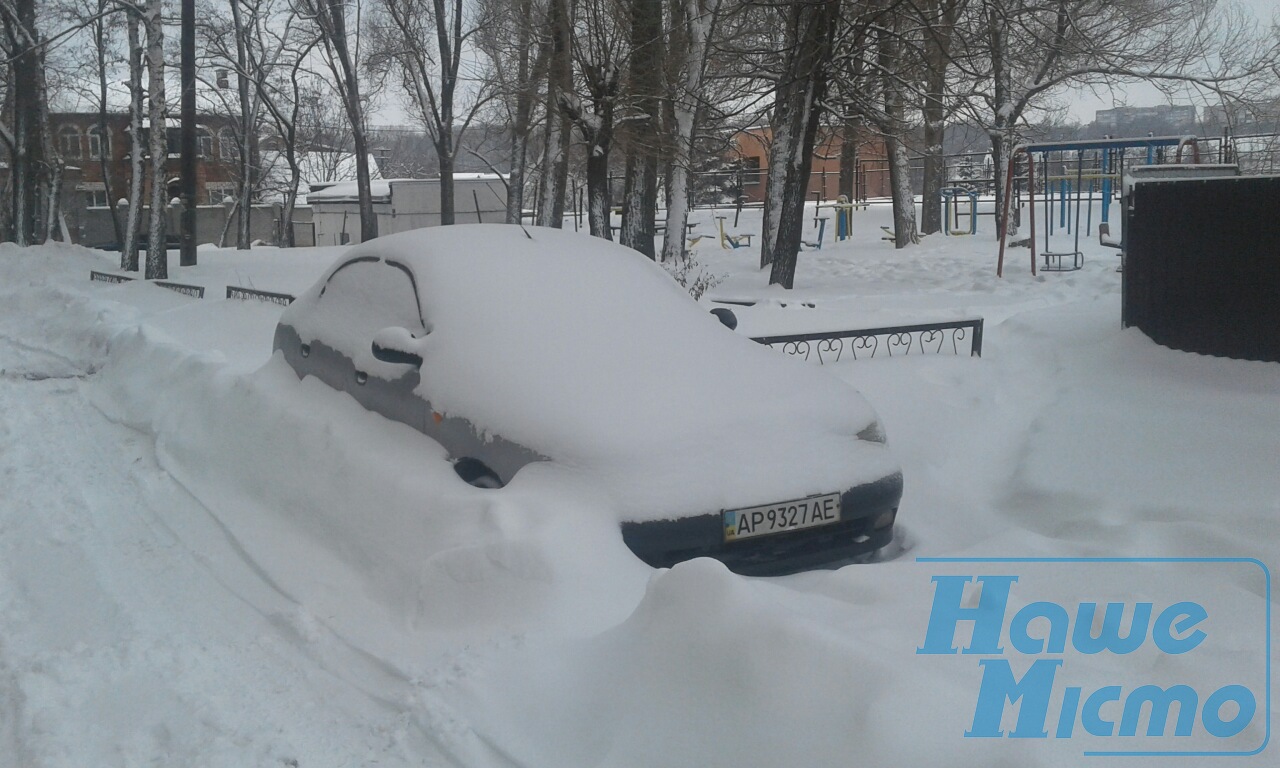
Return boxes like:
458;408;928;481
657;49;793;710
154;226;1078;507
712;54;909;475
752;318;983;363
155;281;205;299
89;270;135;284
226;286;296;305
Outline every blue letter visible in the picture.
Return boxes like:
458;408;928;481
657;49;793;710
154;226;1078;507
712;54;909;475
1119;685;1198;736
1056;686;1082;738
1072;602;1152;655
918;575;1017;655
1153;602;1208;654
1201;685;1256;738
1082;686;1122;736
966;659;1061;738
1010;601;1070;654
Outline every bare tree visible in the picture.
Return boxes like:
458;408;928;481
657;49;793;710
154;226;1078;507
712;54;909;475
954;0;1280;234
257;34;321;246
618;0;663;255
474;0;548;224
143;0;167;278
658;0;722;262
917;0;965;235
874;0;918;246
123;4;145;268
560;0;625;238
299;0;378;241
536;0;572;227
366;0;493;225
1;0;46;245
760;0;841;288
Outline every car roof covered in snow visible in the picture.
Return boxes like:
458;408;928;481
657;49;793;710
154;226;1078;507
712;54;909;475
284;224;897;519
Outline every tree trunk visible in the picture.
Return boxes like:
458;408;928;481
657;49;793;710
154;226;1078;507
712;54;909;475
586;148;612;239
37;65;65;242
230;0;253;249
145;0;168;279
878;7;918;248
95;8;123;247
886;132;919;247
763;0;840;288
536;0;571;228
918;0;958;236
439;148;455;224
987;1;1013;238
123;9;145;270
504;0;535;224
321;0;376;242
660;0;719;263
619;0;663;258
9;0;40;246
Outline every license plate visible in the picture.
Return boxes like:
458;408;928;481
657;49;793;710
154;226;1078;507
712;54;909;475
723;493;841;542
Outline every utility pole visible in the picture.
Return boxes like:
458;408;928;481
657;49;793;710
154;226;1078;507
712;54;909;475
179;0;197;265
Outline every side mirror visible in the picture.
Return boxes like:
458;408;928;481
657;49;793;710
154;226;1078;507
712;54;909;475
710;307;738;330
371;326;425;367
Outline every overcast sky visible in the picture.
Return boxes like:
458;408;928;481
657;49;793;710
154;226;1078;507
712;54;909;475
1064;0;1277;123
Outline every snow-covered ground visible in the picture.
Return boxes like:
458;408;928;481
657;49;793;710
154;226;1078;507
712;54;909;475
1;202;1276;767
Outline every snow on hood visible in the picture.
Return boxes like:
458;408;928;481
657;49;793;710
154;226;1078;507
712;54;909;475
285;224;899;521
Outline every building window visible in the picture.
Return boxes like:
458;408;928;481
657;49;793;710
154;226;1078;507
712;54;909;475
58;126;82;159
78;184;110;207
197;128;214;158
205;182;236;205
166;127;182;156
219;129;238;162
87;126;111;160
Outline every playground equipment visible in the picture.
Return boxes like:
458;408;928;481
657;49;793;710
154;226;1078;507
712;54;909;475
1038;154;1086;271
996;136;1200;277
803;194;859;250
716;216;754;249
802;217;828;250
825;195;857;241
939;187;978;236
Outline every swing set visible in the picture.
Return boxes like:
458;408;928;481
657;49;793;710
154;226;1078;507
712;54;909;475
996;136;1200;277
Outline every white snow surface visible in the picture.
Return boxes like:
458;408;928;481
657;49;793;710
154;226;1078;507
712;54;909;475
1;200;1277;767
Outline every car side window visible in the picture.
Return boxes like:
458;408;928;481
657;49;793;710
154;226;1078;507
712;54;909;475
301;257;427;375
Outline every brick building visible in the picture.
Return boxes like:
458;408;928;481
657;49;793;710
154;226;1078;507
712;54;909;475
729;126;892;204
52;112;243;210
19;112;254;246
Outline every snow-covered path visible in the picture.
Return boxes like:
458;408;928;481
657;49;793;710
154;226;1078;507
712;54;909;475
0;336;467;766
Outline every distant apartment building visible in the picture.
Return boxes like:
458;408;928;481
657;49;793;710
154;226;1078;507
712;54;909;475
1092;105;1197;135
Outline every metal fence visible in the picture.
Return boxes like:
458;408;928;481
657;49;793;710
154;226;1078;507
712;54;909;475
752;318;984;363
1123;174;1280;363
226;285;296;305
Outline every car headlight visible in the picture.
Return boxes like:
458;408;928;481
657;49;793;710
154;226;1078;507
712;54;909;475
856;420;887;444
872;509;897;529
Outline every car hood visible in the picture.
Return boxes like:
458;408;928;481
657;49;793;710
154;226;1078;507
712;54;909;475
296;224;900;522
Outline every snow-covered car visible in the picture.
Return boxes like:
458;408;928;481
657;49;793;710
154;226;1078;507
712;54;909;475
273;224;903;575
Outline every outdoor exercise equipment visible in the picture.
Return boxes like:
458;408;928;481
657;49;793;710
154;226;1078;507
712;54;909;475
940;187;978;236
802;217;828;250
831;195;856;241
717;216;754;249
996;136;1200;277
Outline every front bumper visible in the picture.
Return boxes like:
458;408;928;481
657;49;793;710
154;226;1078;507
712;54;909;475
620;473;903;576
